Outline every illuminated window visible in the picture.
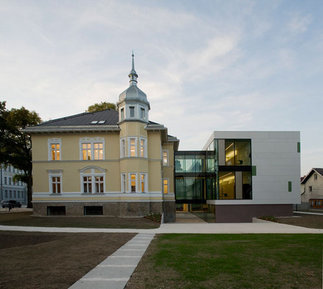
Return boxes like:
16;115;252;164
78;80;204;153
80;138;104;160
48;138;62;161
163;150;168;166
93;143;103;160
130;174;137;192
82;143;92;160
163;179;168;194
140;173;147;193
129;138;137;157
50;176;61;194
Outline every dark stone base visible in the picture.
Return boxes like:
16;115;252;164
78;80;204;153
33;201;166;218
208;204;293;223
163;201;176;223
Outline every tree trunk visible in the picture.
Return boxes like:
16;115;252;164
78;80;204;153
27;175;33;208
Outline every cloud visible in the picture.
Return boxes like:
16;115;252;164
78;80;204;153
288;12;312;34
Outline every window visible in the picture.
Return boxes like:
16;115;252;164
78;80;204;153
314;174;317;180
309;186;313;192
129;138;137;157
50;176;62;194
140;138;147;158
121;173;127;193
140;107;145;119
288;181;292;192
5;190;8;198
120;138;126;158
80;138;104;160
4;177;7;185
163;150;169;166
48;138;62;161
47;206;66;216
120;108;124;121
130;173;137;192
82;143;92;160
163;179;168;194
93;143;103;160
129;106;135;117
51;144;60;160
140;173;147;193
8;177;11;185
83;176;104;194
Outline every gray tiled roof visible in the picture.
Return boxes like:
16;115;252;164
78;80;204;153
36;109;163;127
39;109;119;126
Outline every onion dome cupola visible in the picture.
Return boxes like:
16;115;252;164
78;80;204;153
117;53;150;123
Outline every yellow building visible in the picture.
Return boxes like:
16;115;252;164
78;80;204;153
25;54;178;222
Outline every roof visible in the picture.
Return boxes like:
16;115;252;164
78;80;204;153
301;168;323;184
38;109;119;126
23;109;167;134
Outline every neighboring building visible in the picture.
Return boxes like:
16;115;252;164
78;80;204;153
301;168;323;209
24;54;178;222
0;164;27;205
174;131;300;222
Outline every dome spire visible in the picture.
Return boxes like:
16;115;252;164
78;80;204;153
128;51;138;86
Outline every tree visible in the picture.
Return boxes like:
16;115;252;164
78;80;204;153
86;101;116;112
0;102;41;207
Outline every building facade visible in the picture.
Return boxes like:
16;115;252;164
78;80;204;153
0;164;27;205
174;131;301;222
301;168;323;209
25;55;178;221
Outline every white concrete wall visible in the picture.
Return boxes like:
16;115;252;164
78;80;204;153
204;131;301;205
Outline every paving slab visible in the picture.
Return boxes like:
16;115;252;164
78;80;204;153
69;233;155;289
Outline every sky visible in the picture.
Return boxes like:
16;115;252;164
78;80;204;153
0;0;322;176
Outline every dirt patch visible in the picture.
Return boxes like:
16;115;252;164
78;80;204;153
276;214;323;229
0;231;135;289
0;211;160;229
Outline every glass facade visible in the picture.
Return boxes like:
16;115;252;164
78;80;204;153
175;139;252;206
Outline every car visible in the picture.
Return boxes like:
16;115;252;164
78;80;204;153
1;200;22;208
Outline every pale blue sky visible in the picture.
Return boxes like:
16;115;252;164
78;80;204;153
1;0;322;175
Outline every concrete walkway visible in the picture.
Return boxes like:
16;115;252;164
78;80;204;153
1;221;323;234
69;233;154;289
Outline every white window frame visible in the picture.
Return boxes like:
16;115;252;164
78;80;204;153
79;137;105;160
128;137;137;157
162;150;169;166
163;178;169;194
48;138;62;161
48;171;63;194
140;106;145;120
121;173;127;193
80;166;106;194
128;173;137;193
140;173;148;193
120;138;126;158
139;137;147;158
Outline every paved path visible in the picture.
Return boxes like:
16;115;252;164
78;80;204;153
69;233;155;289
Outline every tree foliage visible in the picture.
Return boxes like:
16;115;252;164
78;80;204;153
0;101;41;207
86;102;116;112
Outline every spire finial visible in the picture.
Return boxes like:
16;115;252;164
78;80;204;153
129;51;138;86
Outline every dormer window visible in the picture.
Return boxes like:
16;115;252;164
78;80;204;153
129;106;135;118
140;107;145;119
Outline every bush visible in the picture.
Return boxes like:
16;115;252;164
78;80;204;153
144;213;161;223
259;216;278;222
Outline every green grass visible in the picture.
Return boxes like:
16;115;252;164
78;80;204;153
0;211;160;229
127;234;323;289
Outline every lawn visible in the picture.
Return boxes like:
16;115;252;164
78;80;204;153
0;211;160;229
126;234;323;289
0;231;135;289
